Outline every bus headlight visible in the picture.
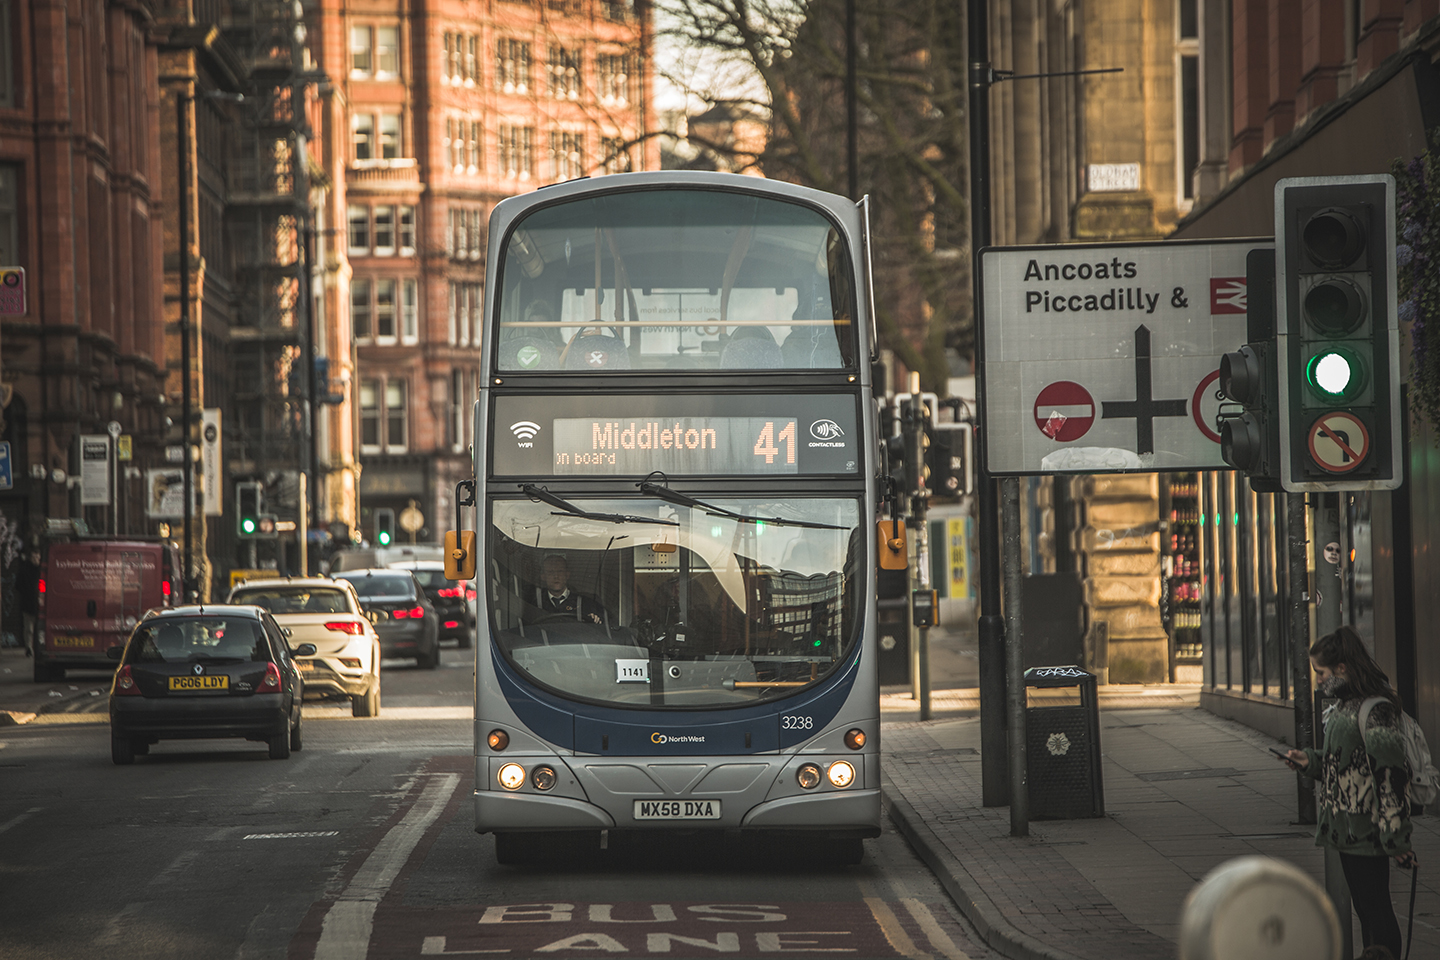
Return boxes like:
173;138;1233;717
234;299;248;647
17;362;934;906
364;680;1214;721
497;762;526;790
531;766;557;791
797;763;822;789
827;760;856;788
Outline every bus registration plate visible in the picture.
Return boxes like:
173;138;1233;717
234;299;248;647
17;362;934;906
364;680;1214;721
633;799;721;820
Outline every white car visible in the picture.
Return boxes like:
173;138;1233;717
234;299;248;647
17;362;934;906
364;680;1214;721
226;577;382;717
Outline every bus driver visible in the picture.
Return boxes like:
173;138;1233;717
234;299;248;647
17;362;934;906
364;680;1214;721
538;554;608;626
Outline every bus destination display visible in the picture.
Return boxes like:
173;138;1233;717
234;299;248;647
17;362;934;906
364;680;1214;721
491;394;859;478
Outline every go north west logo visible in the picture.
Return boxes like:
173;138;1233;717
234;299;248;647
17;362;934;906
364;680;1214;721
651;732;706;744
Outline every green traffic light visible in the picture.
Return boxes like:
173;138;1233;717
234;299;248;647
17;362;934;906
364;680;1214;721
378;530;392;546
241;518;257;534
1306;347;1365;401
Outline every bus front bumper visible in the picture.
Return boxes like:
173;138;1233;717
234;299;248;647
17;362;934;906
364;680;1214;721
475;787;880;837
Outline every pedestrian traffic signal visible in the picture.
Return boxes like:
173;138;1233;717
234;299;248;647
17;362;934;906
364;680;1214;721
1218;249;1282;491
1274;175;1402;491
928;424;971;499
375;508;395;547
236;481;262;538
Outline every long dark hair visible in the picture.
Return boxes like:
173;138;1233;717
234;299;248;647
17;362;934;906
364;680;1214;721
1310;625;1400;707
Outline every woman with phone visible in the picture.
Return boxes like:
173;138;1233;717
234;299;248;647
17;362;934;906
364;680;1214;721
1278;625;1415;959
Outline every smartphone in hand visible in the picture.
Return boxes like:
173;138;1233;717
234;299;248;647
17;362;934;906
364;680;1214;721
1269;746;1292;760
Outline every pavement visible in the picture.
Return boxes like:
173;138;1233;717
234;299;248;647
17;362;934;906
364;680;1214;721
6;631;1439;960
877;626;1440;960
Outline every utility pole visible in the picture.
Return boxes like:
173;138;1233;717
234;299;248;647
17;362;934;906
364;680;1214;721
904;374;931;721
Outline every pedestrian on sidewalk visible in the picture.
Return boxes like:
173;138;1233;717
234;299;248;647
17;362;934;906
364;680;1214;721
1282;626;1416;960
14;547;38;657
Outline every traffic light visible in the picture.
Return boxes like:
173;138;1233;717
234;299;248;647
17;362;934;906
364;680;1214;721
929;423;972;499
1274;175;1402;491
1218;249;1282;491
375;508;395;547
236;481;262;538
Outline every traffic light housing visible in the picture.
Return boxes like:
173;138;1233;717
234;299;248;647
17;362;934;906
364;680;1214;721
929;423;972;499
236;481;262;538
1218;249;1282;491
375;508;395;547
1275;175;1402;491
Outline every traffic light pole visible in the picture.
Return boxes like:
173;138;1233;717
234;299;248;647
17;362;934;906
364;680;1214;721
905;385;931;721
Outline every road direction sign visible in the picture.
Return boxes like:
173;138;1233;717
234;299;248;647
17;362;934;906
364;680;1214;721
980;238;1270;474
1307;412;1369;474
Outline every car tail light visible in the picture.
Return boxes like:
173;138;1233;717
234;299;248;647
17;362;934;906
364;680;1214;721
437;586;462;598
38;578;45;595
391;608;408;619
259;663;283;692
161;580;171;598
407;606;424;619
114;665;141;696
444;620;459;629
325;621;363;635
464;586;476;601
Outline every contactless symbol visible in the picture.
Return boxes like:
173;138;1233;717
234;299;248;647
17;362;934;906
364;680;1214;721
1033;381;1095;442
810;419;844;440
1308;412;1369;473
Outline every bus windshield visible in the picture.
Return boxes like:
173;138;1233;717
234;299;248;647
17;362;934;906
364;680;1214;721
494;189;857;372
487;497;861;707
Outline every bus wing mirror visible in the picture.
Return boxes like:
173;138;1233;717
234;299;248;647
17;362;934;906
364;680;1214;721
445;479;478;580
877;519;907;571
445;530;477;581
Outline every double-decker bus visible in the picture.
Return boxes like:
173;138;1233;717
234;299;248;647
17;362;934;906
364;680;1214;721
458;171;884;864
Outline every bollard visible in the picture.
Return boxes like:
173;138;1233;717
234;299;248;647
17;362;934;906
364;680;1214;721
1178;856;1341;960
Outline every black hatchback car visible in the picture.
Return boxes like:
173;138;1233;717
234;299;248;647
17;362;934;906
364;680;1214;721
108;605;315;764
333;569;441;668
388;560;474;648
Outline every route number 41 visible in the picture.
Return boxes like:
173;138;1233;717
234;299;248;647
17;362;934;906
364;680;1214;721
753;421;797;465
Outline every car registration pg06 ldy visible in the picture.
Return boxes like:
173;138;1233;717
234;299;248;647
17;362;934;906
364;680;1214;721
633;799;722;820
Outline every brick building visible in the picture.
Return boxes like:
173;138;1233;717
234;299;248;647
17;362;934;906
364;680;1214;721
0;0;168;555
312;0;656;547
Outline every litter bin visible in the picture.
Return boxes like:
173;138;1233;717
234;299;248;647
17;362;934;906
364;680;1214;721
1024;665;1104;819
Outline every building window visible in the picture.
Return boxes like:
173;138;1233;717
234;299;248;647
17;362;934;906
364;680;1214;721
375;278;397;341
451;369;466;451
467;121;482;172
466;35;479;85
402;278;419;343
1176;0;1199;205
376;26;399;78
374;206;395;255
601;137;632;175
597;53;631;105
352;278;372;340
499;125;534;179
497;39;531;94
348;204;370;254
386;380;407;453
360;379;381;451
0;166;19;266
379;113;402;160
350;25;372;76
353;113;375;161
548;45;582;100
399;206;416;255
550;131;585;181
602;0;632;20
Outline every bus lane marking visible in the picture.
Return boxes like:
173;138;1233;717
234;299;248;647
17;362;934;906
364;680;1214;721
899;899;972;960
311;772;459;960
381;901;906;957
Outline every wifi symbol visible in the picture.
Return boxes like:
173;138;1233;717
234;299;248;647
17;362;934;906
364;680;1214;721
510;421;541;441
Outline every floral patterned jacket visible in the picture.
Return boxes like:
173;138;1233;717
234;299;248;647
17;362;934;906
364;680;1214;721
1301;697;1412;857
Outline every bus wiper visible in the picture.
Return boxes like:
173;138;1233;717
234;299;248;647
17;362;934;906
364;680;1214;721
636;481;846;530
520;484;679;527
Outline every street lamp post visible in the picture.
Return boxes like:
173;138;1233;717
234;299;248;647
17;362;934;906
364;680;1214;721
177;89;194;602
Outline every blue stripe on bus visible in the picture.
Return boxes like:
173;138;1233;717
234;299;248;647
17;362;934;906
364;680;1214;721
492;649;862;754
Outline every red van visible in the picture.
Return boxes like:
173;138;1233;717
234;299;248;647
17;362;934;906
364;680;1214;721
34;539;182;682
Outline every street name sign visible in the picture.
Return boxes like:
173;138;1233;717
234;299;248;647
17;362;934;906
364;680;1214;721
979;238;1269;474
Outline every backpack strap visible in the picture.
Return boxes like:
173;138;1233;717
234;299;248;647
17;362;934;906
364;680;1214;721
1358;695;1384;742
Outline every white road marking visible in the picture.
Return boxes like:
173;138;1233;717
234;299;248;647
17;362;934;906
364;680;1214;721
421;936;509;955
312;772;459;960
900;899;972;960
244;831;340;840
0;806;41;835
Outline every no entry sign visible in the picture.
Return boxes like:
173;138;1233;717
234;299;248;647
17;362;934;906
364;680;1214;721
980;238;1269;474
1034;381;1095;441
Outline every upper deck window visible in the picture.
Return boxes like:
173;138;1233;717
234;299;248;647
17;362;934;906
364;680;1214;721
494;189;858;373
